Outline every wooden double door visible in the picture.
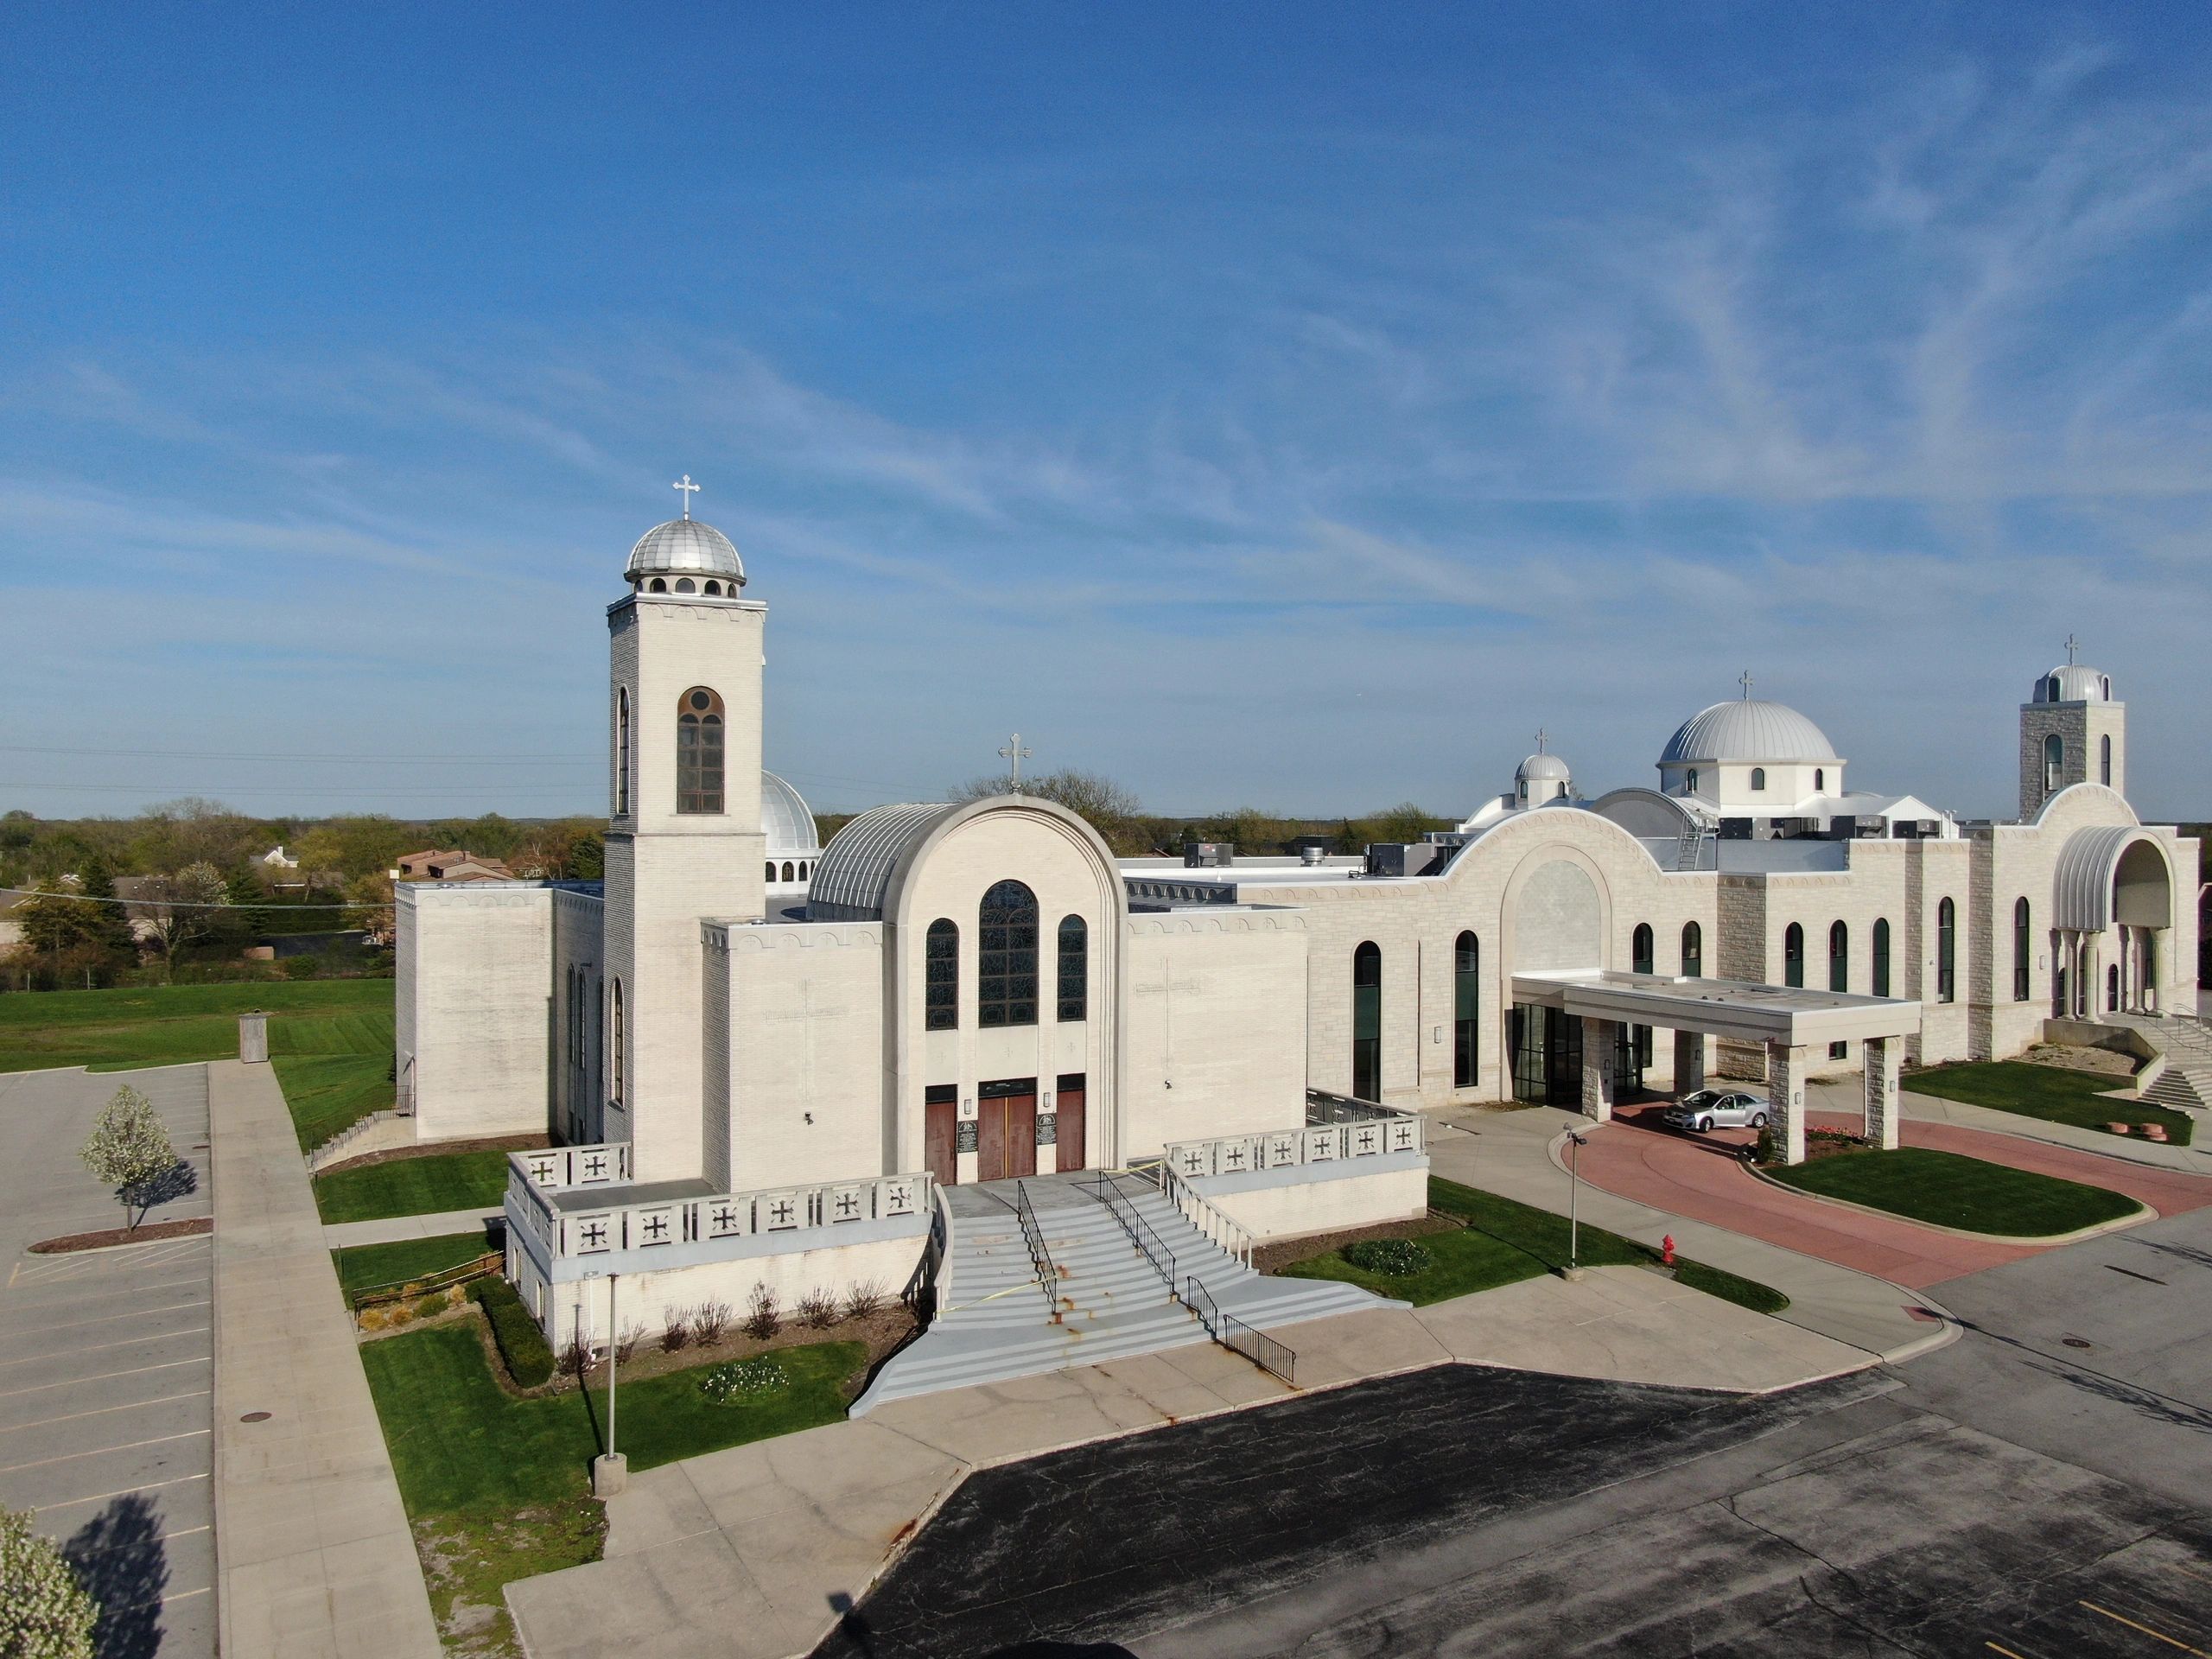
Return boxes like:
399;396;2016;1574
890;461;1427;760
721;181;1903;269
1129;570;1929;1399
976;1084;1038;1183
921;1074;1089;1186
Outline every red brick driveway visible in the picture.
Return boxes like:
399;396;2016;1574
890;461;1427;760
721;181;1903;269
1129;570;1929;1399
1573;1103;2212;1289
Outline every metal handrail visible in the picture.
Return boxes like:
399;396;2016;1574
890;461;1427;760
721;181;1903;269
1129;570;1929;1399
1183;1274;1295;1386
1159;1161;1255;1268
1011;1179;1064;1322
1084;1172;1179;1302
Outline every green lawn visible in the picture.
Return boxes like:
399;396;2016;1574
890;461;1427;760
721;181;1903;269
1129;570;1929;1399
315;1148;513;1224
1280;1175;1788;1316
334;1231;496;1303
1767;1146;2141;1236
1909;1059;2190;1147
0;979;391;1071
360;1323;862;1653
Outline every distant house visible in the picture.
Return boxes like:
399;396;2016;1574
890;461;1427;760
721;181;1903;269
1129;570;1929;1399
260;844;301;869
0;890;24;955
392;849;515;883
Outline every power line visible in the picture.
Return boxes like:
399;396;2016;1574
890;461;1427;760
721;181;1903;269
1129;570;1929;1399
0;745;597;766
0;886;369;911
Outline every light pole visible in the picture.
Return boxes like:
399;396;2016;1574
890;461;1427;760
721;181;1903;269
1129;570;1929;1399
1563;1131;1588;1281
591;1272;626;1497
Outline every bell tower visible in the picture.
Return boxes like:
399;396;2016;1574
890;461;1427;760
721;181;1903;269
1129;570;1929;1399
2018;639;2125;820
603;482;766;1180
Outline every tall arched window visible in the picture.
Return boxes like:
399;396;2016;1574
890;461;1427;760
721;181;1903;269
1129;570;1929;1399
1057;915;1088;1021
2046;675;2062;702
1352;943;1382;1101
1937;898;1956;1002
1452;931;1479;1088
1783;923;1805;988
978;880;1039;1027
677;687;725;814
1686;767;1700;794
765;862;776;881
615;687;631;817
925;919;957;1030
2012;898;2031;1001
1815;767;1826;792
1751;767;1767;791
609;980;625;1109
1828;921;1848;992
2044;734;2063;791
1681;921;1702;978
2107;963;2120;1012
1631;924;1654;976
2100;734;2112;786
1872;918;1891;997
781;861;795;882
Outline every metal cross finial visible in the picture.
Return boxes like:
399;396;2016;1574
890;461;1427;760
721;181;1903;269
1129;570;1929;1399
1534;727;1548;753
999;733;1033;794
1739;669;1755;700
2063;632;2080;664
672;474;700;520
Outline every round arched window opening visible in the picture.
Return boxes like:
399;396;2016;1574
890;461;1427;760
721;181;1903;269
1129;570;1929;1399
703;580;721;595
677;687;725;814
1751;767;1766;791
675;577;696;594
649;577;666;593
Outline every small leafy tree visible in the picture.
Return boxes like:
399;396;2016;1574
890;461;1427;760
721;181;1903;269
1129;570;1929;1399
79;1085;180;1231
0;1504;99;1659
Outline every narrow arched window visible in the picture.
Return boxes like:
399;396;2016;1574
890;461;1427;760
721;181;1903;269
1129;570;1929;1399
1686;767;1700;795
1815;767;1825;792
781;861;794;881
2101;676;2111;700
675;577;696;594
609;980;625;1108
1681;921;1702;978
925;918;957;1030
1352;942;1382;1101
2100;734;2112;786
1751;767;1766;791
2013;897;2031;1001
1452;931;1479;1088
2107;963;2120;1012
1872;918;1891;997
1783;923;1804;988
1057;915;1087;1021
2047;675;2061;702
615;687;631;817
703;580;721;595
2044;734;2063;791
649;576;666;593
677;687;725;814
1631;924;1654;976
978;880;1039;1027
1937;898;1956;1002
765;861;776;882
1829;921;1848;993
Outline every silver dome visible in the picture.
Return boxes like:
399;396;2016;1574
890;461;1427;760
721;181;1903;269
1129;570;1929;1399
626;518;746;584
808;803;957;921
1516;753;1572;783
2032;664;2113;703
1660;699;1840;766
761;770;821;858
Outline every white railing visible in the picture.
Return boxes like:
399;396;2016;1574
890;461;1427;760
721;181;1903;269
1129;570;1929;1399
514;1141;632;1191
506;1153;933;1262
1161;1110;1424;1185
1160;1161;1254;1268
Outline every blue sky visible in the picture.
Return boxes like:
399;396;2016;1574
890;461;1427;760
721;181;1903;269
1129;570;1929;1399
3;3;2209;823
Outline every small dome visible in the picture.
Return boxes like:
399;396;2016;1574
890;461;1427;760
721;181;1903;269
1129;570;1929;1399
626;518;746;585
2033;664;2112;703
1661;699;1840;766
761;770;821;858
1516;753;1572;784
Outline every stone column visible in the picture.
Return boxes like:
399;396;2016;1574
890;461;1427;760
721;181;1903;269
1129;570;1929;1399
1671;1030;1707;1096
1580;1016;1618;1123
1862;1035;1901;1151
1765;1040;1808;1165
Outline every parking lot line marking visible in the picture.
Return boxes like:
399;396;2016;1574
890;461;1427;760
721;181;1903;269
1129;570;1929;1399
2079;1601;2210;1656
0;1325;210;1369
32;1470;207;1517
0;1273;212;1309
0;1357;207;1401
0;1389;210;1434
0;1297;212;1337
0;1427;209;1476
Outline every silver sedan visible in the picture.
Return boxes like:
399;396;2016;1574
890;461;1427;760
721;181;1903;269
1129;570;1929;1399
1663;1089;1771;1133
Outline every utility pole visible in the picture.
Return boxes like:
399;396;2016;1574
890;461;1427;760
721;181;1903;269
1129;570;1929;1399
1563;1131;1587;1281
591;1272;626;1495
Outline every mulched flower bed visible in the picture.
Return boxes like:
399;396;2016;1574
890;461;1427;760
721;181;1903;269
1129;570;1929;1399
1253;1211;1460;1274
29;1216;212;1254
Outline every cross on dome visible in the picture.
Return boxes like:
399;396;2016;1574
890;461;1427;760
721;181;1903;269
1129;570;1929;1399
1533;727;1548;753
672;474;700;520
999;733;1033;793
1738;670;1755;700
2064;632;2081;664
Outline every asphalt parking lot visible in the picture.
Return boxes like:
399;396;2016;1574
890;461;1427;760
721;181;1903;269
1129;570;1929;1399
0;1064;214;1659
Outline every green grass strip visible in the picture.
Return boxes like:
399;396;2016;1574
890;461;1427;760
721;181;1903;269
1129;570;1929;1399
1766;1146;2139;1236
1909;1059;2189;1147
334;1231;496;1302
315;1147;512;1224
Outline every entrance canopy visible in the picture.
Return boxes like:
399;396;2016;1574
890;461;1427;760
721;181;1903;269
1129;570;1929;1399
1511;969;1921;1047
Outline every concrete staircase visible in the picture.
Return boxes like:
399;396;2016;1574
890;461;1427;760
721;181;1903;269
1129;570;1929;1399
2111;1013;2212;1116
849;1174;1395;1414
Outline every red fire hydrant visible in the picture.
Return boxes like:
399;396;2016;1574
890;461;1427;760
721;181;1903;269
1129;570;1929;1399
1662;1234;1676;1268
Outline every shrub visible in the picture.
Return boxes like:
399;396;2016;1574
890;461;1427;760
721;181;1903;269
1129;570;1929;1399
470;1277;554;1389
0;1504;98;1659
558;1334;593;1379
384;1300;416;1327
797;1287;838;1330
356;1306;390;1332
1341;1237;1433;1277
413;1293;448;1319
282;955;324;980
843;1280;885;1321
697;1357;786;1404
742;1283;780;1340
659;1314;692;1353
690;1300;732;1345
615;1322;645;1364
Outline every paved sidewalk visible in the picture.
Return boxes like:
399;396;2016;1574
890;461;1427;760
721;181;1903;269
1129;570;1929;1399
1892;1084;2211;1171
506;1261;1864;1659
208;1059;439;1659
323;1207;501;1250
1429;1105;1956;1361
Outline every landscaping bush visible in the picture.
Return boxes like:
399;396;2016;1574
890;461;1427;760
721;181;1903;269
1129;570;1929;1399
615;1323;645;1363
690;1300;731;1345
470;1276;554;1388
558;1334;593;1379
1341;1237;1433;1277
413;1292;450;1319
743;1283;780;1340
659;1314;692;1354
797;1287;838;1329
697;1357;786;1404
843;1280;885;1321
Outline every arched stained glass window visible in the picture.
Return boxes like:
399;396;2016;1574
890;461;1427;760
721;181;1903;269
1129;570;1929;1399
1829;921;1848;993
1352;943;1382;1101
925;918;957;1030
609;980;625;1108
2044;734;2063;792
1057;915;1087;1022
978;881;1039;1027
615;687;630;817
1937;898;1956;1002
2101;734;2112;786
677;687;725;814
2013;898;2031;1001
1452;931;1479;1088
1872;918;1891;997
1784;923;1805;988
1681;921;1702;978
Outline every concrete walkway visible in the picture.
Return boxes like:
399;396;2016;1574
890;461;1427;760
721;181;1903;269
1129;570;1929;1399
208;1059;439;1659
1890;1083;2212;1171
322;1207;501;1250
1428;1105;1956;1361
506;1260;1864;1659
